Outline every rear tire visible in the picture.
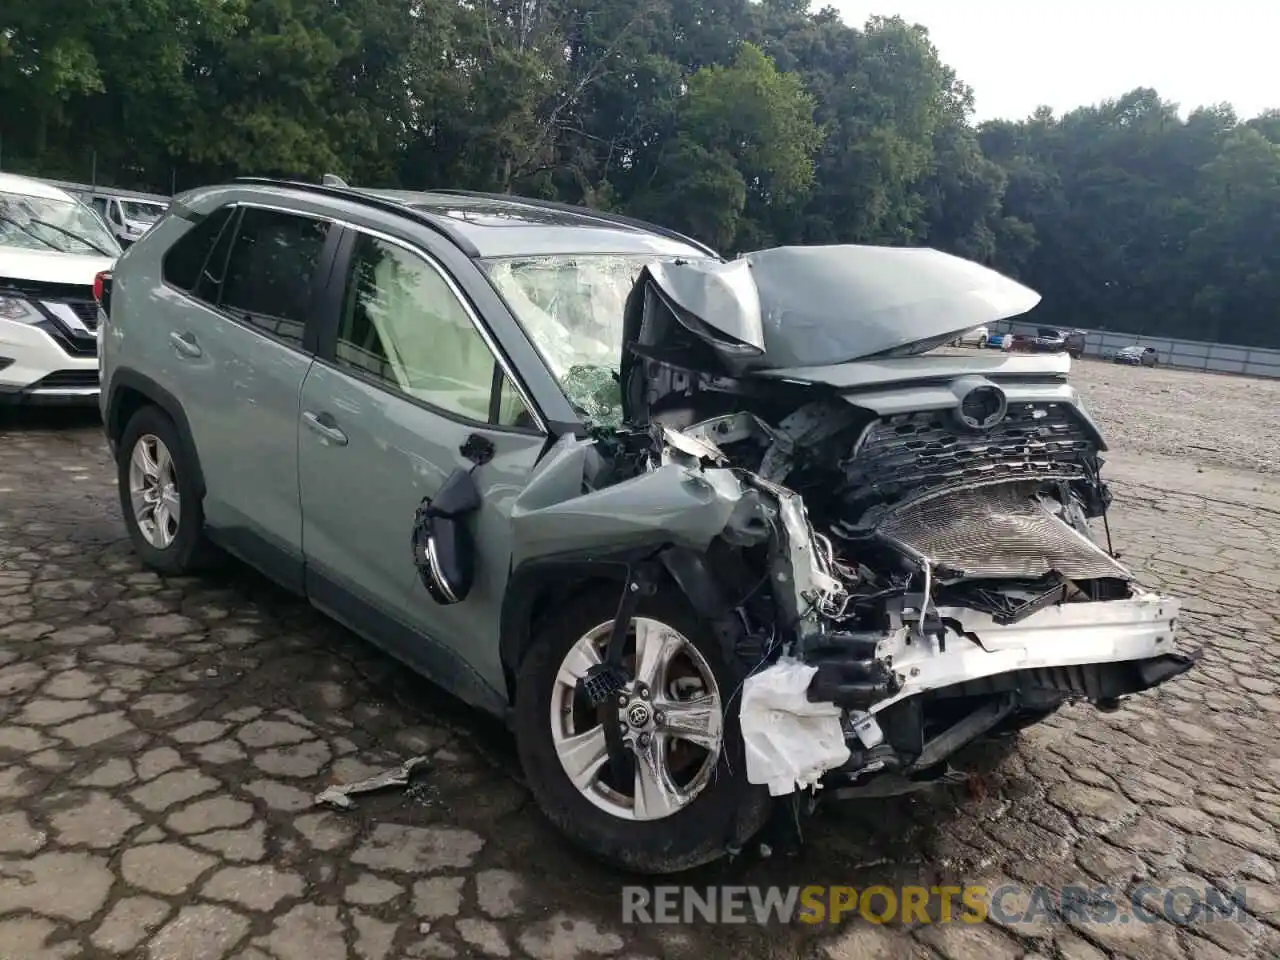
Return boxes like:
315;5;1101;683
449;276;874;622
117;405;216;576
514;586;772;874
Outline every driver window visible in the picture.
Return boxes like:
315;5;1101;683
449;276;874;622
335;233;532;428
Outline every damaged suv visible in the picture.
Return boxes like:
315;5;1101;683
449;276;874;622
99;179;1197;874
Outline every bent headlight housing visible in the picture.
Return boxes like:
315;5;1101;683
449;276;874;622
0;295;41;324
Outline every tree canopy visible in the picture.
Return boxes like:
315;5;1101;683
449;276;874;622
3;0;1277;346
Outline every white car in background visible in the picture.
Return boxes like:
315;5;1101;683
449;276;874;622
951;324;989;347
86;193;168;246
0;173;120;405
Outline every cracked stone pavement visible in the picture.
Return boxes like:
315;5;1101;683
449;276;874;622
2;358;1280;960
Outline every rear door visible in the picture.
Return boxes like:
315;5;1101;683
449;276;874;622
158;203;342;589
297;226;546;703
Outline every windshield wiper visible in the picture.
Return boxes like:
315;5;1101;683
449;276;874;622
24;217;115;257
0;214;64;253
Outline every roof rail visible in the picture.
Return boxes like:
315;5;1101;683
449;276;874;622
427;189;721;259
230;177;480;257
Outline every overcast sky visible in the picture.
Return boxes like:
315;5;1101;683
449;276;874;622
830;1;1278;122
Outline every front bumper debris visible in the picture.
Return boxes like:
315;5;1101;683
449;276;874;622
740;659;850;796
740;592;1196;797
866;592;1183;711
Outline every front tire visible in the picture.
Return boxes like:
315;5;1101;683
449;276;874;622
514;586;772;874
117;405;215;575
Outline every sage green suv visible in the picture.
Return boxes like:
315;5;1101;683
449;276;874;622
98;177;1194;875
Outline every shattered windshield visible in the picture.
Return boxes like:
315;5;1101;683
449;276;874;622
481;254;682;426
0;189;122;256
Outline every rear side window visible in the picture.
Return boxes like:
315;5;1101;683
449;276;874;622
217;207;330;348
193;209;239;304
161;206;234;292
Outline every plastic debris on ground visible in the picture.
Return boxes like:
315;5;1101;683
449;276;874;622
314;755;431;810
739;658;851;796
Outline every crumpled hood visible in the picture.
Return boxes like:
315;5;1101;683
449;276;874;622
637;244;1041;374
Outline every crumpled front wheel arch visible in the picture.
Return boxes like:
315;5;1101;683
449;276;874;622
499;543;755;708
499;550;662;706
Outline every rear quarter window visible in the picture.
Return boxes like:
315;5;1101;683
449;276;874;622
161;206;235;293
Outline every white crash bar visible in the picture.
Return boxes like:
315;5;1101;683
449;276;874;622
871;592;1181;713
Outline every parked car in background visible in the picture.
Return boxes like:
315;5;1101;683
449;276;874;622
985;332;1013;350
96;178;1193;874
1115;345;1158;367
88;192;168;246
1062;330;1086;358
1009;328;1084;356
1033;327;1078;353
35;178;169;247
0;172;120;404
950;324;988;347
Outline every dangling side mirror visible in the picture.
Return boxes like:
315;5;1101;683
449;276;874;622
411;467;482;605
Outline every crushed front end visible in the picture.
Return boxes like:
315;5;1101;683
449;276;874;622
601;246;1198;801
488;244;1199;852
651;396;1195;801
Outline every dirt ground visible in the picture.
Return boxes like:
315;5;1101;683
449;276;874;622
1072;357;1280;475
1;356;1279;960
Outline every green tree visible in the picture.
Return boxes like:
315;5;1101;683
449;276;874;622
633;42;822;250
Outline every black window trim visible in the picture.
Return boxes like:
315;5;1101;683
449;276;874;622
194;205;240;306
159;203;235;296
315;223;549;437
160;199;344;357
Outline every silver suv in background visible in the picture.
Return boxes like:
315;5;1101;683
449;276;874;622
97;178;1195;874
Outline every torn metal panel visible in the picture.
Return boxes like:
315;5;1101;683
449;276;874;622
510;459;752;567
514;433;608;512
645;258;764;353
314;756;430;810
741;472;841;646
658;424;728;466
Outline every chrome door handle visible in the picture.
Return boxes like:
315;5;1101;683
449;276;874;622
169;331;201;358
302;410;348;446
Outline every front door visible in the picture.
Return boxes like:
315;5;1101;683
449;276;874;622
298;228;546;708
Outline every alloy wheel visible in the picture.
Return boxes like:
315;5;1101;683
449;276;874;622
550;617;723;821
128;434;180;549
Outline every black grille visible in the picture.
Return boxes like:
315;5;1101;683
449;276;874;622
32;369;100;389
64;298;99;331
834;401;1097;532
2;278;100;356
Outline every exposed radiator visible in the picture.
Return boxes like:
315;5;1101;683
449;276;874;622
873;482;1131;581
